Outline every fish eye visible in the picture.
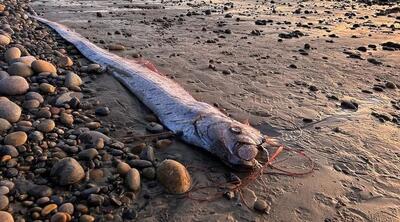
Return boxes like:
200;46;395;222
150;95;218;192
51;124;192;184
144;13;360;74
230;126;242;134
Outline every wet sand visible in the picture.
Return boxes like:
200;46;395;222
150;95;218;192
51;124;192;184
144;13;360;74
32;0;400;221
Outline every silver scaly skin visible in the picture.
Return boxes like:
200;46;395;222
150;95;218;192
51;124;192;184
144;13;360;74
32;15;267;170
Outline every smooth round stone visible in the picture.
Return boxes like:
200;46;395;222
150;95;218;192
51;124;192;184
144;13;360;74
39;83;56;94
156;159;191;194
36;119;55;133
36;196;50;205
0;145;18;157
146;122;164;133
31;60;57;74
0;76;29;96
25;92;44;103
13;56;36;66
55;92;82;106
85;122;100;130
64;72;82;89
87;64;101;72
41;203;57;216
0;98;21;123
28;185;53;198
51;212;68;222
78;148;98;160
142;167;156;180
79;215;95;222
29;131;44;142
0;211;13;222
254;199;269;212
125;168;140;192
4;131;27;146
0;181;14;191
58;56;73;67
60;113;73;127
0;187;9;195
59;203;74;214
50;157;85;185
0;35;11;46
0;71;9;80
0;118;11;133
0;195;9;210
4;47;21;63
7;62;33;77
117;161;131;175
22;99;40;109
78;131;110;145
95;106;110;116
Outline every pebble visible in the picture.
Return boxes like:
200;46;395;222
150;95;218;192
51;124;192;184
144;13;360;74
146;122;164;133
0;97;21;123
129;159;153;168
4;47;21;63
142;167;156;180
55;92;82;106
156;159;191;194
31;60;57;74
78;148;98;160
79;131;110;145
0;71;9;80
117;161;131;175
87;64;101;73
59;203;74;214
340;100;358;110
0;118;11;133
29;131;44;142
39;83;56;94
0;76;29;96
4;131;27;146
79;215;95;222
25;92;44;103
14;56;36;66
125;168;141;191
0;186;9;195
0;35;11;46
0;145;18;157
254;199;269;212
0;211;13;222
51;212;68;222
95;106;110;116
0;195;9;210
7;62;33;77
87;194;104;206
60;113;74;127
22;99;40;109
64;71;82;89
41;203;57;216
58;56;73;67
28;185;53;198
36;119;55;133
155;139;172;149
50;157;85;185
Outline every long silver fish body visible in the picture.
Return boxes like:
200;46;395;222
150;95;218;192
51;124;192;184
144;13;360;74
32;16;266;169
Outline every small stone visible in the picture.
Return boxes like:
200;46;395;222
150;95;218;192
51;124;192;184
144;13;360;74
41;203;57;216
4;47;21;63
25;92;44;104
58;56;73;67
254;199;268;212
117;161;131;175
0;35;11;46
4;131;27;146
29;131;44;142
146;122;164;133
85;122;100;130
28;185;53;198
0;76;29;96
64;71;82;89
0;211;13;222
87;64;101;73
79;131;110;145
79;215;95;222
51;212;68;222
95;106;110;116
0;145;18;157
155;139;172;149
125;168;141;191
0;118;11;133
87;194;104;206
0;97;21;123
59;203;74;215
142;167;156;180
36;119;55;133
128;159;153;168
39;83;56;94
22;99;40;110
78;148;98;160
50;157;85;185
0;195;9;210
156;159;191;194
385;81;397;89
7;62;33;77
31;60;57;74
0;187;9;195
14;56;36;66
340;100;358;110
0;71;9;80
60;113;74;127
108;44;125;51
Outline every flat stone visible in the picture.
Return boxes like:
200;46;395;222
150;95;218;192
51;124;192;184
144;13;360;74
128;159;153;168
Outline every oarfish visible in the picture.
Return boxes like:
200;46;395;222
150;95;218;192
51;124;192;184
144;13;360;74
32;16;268;169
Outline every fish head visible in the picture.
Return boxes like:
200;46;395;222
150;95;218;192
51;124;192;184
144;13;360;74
207;119;265;170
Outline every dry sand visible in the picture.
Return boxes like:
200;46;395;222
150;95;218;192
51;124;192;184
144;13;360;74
32;0;400;221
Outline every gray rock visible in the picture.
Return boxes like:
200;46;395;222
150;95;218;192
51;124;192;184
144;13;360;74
0;97;21;123
50;157;85;185
0;118;11;133
7;62;33;77
0;76;29;96
25;92;44;104
28;185;53;198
